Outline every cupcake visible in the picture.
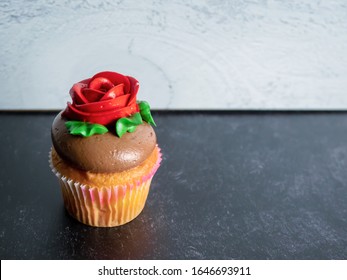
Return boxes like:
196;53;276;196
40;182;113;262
50;71;161;227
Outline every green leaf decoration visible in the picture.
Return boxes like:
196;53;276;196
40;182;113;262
138;100;156;126
115;112;143;138
65;121;108;137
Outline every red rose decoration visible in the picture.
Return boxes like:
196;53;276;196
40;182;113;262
62;71;140;125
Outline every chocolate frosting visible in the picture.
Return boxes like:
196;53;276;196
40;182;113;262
51;112;157;173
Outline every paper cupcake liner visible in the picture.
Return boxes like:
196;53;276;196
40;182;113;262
49;147;162;227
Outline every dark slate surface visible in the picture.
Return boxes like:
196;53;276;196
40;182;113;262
0;111;347;260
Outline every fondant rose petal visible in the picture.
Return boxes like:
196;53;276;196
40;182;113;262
74;94;131;113
89;77;114;92
82;88;105;102
100;84;124;101
70;83;89;105
65;102;139;125
127;76;139;105
91;71;130;93
127;76;139;95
